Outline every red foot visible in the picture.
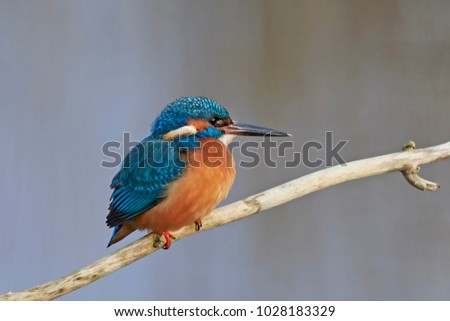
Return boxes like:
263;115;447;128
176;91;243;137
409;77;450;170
160;231;176;250
195;219;202;231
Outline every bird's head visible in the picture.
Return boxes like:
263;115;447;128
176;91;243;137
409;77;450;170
151;97;290;143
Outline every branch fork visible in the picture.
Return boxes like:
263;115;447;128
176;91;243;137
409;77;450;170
401;141;440;191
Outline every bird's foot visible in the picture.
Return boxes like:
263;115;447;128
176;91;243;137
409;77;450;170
195;219;202;231
160;231;176;250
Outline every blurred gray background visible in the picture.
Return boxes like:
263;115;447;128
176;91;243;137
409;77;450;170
1;0;450;300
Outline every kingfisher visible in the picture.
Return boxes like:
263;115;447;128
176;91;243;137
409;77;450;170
106;97;290;249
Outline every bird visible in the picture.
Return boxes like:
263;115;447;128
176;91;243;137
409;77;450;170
106;97;290;249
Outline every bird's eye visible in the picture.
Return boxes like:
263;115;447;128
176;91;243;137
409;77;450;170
209;117;225;128
209;117;218;125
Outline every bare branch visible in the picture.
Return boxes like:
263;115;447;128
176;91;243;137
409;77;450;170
1;140;450;301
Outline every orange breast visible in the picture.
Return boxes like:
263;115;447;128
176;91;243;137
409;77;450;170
134;138;236;233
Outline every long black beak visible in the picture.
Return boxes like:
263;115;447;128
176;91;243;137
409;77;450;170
224;122;291;137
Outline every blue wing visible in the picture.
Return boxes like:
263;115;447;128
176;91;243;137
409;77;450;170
106;136;186;228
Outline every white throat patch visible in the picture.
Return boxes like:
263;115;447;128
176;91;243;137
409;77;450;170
219;134;236;146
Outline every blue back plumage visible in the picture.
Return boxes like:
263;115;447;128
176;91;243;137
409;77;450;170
107;136;186;226
107;97;230;228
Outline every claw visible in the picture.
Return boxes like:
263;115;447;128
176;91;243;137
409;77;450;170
195;219;202;231
160;231;176;250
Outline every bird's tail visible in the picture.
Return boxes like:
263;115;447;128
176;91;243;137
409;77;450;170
107;223;136;247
